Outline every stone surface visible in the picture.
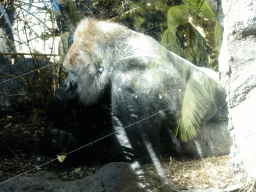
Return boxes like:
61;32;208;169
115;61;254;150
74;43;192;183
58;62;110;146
0;162;147;192
180;189;222;192
181;121;232;158
219;0;256;179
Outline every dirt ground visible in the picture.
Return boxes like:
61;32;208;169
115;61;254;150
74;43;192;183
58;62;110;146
142;155;247;191
0;110;250;191
0;152;248;191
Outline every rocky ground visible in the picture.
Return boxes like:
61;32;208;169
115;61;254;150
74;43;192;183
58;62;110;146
0;110;251;191
0;152;249;191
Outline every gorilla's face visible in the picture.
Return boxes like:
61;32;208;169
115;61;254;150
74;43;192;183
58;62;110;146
62;42;110;106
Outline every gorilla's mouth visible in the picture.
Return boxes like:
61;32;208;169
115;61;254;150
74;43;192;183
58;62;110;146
55;81;79;103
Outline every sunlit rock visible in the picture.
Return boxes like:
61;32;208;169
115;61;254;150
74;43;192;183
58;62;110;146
219;0;256;179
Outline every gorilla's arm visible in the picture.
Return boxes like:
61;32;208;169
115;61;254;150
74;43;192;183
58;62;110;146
42;80;136;164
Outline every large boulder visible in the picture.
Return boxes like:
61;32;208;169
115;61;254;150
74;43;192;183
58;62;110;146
0;162;148;192
219;0;256;179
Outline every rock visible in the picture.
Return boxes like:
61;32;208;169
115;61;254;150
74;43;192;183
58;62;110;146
0;162;147;192
219;0;256;179
223;183;243;192
181;121;232;158
0;171;60;192
180;188;222;192
54;162;146;192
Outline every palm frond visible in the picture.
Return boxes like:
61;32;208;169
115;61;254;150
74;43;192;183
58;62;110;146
177;72;217;141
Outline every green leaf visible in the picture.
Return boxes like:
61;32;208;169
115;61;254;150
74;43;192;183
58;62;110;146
4;123;12;128
162;0;223;69
72;167;81;173
57;155;67;163
177;72;218;141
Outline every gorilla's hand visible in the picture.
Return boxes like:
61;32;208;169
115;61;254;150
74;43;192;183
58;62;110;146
41;126;77;155
41;126;136;163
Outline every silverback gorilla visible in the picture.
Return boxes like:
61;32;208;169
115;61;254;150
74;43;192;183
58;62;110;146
44;18;231;166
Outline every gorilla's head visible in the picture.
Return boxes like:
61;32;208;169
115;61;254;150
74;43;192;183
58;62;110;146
60;18;130;107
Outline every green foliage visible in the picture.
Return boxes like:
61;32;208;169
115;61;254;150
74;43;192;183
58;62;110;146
10;58;65;116
22;66;54;109
117;0;170;23
59;32;71;55
63;0;84;25
55;0;220;69
0;58;60;153
161;0;223;69
177;72;218;141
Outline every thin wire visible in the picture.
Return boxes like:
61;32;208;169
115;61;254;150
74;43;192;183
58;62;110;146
1;139;19;160
0;62;59;85
0;21;167;86
0;107;172;186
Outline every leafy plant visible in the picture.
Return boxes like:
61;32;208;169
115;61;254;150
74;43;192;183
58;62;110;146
161;0;223;69
177;72;219;141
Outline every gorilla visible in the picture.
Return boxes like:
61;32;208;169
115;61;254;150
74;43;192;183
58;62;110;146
42;17;231;189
